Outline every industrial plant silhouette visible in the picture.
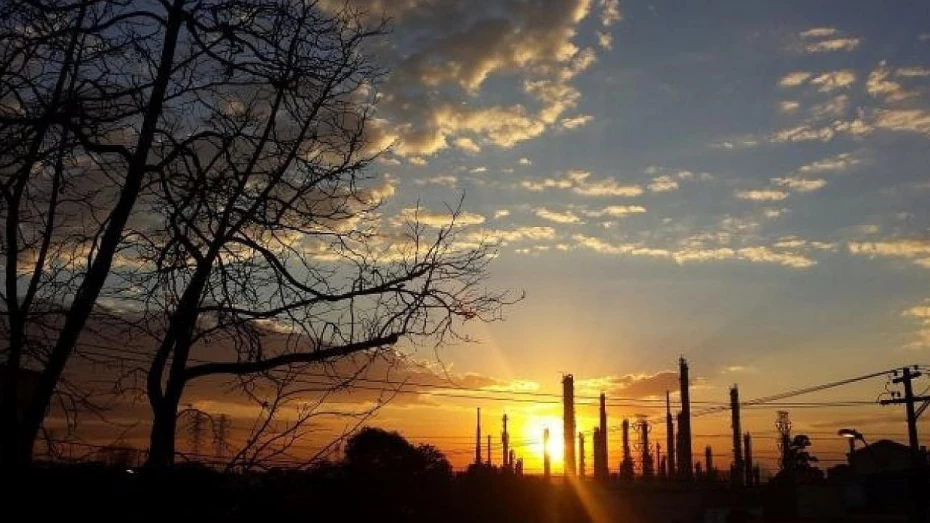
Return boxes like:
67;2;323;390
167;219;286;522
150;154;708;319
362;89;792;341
8;357;930;523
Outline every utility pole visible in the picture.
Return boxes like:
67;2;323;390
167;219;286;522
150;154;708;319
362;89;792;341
879;366;929;457
879;366;930;523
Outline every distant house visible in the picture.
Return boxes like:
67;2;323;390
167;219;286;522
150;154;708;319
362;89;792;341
849;439;913;475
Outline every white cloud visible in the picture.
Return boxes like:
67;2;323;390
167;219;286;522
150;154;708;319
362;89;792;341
399;207;486;228
805;38;861;53
780;100;800;113
772;176;827;193
573;178;644;197
764;207;789;218
571;235;816;269
535;208;583;224
779;72;812;87
809;94;849;119
522;170;643;197
600;0;621;26
493;209;510;219
560;114;593;129
810;70;856;92
648;175;679;192
415;175;458;187
597;31;613;50
797;152;860;174
583;205;647;217
848;239;930;259
408;157;428;166
470;166;488;174
735;189;789;201
454;137;481;154
519;157;532;166
873;109;930;136
800;27;838;38
896;67;930;77
867;63;916;102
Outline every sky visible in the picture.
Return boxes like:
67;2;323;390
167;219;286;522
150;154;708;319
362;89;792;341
55;0;930;474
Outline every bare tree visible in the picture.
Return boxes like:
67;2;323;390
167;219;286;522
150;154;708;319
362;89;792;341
0;0;204;468
128;0;513;465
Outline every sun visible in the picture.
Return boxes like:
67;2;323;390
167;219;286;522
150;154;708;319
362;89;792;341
525;415;564;469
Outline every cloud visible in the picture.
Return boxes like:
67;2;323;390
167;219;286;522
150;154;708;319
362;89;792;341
560;114;593;129
848;238;930;261
414;175;458;187
599;0;621;26
770;118;873;143
735;189;789;201
571;234;817;269
408;156;428;166
519;157;532;166
779;71;812;87
805;38;860;53
772;176;827;193
470;166;488;174
797;152;860;174
800;27;838;38
780;100;800;113
764;207;788;218
867;63;917;102
809;70;856;92
902;300;930;350
398;207;486;227
809;94;849;119
347;0;603;158
535;208;583;224
577;371;681;398
648;175;679;192
521;170;643;197
493;209;510;219
574;179;643;197
454;137;481;154
583;205;647;218
896;66;930;77
873;109;930;136
597;31;613;50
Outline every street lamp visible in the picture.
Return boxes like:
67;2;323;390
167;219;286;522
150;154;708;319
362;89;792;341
838;428;866;462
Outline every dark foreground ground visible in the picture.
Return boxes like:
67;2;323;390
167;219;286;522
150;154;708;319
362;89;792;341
5;463;920;523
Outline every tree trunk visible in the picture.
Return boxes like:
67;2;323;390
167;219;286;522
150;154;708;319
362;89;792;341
147;392;182;467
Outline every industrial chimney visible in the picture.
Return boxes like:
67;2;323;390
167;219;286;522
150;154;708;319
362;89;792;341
562;374;576;476
665;390;675;479
678;357;693;480
730;385;744;486
475;407;482;465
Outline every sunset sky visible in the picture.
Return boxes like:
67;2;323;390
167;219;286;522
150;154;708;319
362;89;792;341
61;0;930;474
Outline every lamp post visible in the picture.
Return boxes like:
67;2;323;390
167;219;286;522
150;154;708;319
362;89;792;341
838;428;866;464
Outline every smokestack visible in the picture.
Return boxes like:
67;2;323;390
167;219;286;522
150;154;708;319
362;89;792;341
487;434;491;466
599;392;608;477
579;432;586;478
730;385;744;486
475;408;482;465
620;418;634;479
640;418;653;479
666;390;675;479
592;427;602;479
678;357;693;480
744;433;753;487
543;428;551;481
502;414;510;468
562;375;576;476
